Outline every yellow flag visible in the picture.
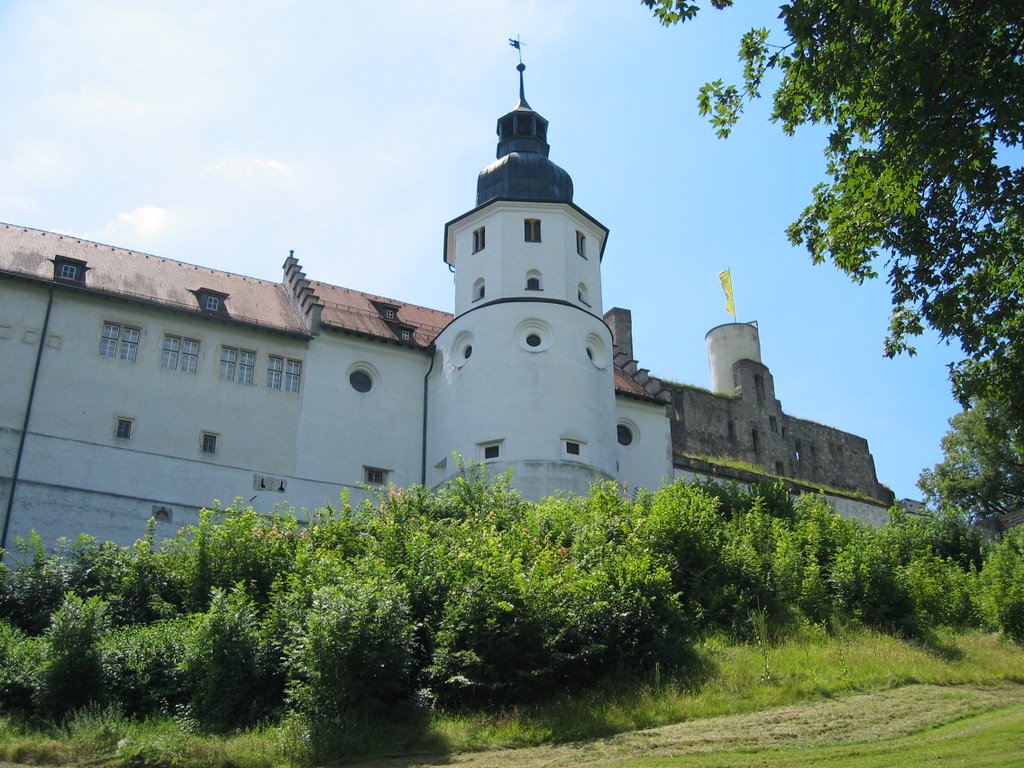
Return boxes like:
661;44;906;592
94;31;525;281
719;269;736;318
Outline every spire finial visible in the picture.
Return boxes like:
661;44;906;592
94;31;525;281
509;36;529;108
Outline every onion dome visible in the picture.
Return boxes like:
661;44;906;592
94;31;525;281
476;63;574;205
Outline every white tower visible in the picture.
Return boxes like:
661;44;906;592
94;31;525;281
426;64;617;499
706;321;762;394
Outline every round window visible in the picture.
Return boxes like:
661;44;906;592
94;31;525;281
349;370;373;393
617;424;634;446
464;345;473;360
526;334;542;347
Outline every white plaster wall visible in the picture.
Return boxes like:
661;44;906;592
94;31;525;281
614;396;673;493
293;332;432;501
428;300;617;499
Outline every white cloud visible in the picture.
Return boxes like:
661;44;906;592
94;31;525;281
204;157;293;182
105;206;175;241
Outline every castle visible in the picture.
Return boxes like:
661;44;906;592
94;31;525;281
0;67;893;552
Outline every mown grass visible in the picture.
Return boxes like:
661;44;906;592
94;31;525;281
0;625;1021;767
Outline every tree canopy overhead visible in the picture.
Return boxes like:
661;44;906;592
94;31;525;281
643;1;1024;421
918;399;1024;519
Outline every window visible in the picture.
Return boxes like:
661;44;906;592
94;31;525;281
775;461;785;475
617;424;634;446
181;339;199;374
754;374;766;405
201;432;218;454
238;350;255;384
524;218;541;242
99;323;140;361
795;441;803;462
769;415;778;433
364;467;388;485
526;277;540;290
577;283;590;306
55;257;86;283
526;333;542;347
483;444;500;460
473;227;486;253
576;230;586;257
196;289;228;314
463;345;472;360
152;506;172;523
161;335;180;369
267;356;283;389
220;347;237;380
284;359;302;393
752;428;761;454
727;419;737;443
384;308;396;320
473;278;485;301
114;417;133;440
349;370;373;393
565;441;581;456
399;328;412;342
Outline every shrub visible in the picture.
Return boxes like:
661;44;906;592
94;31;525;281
180;587;277;731
286;566;416;723
0;621;42;714
978;526;1024;642
100;617;191;718
36;593;108;720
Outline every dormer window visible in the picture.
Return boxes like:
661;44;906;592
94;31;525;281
372;302;400;321
53;256;87;284
195;288;229;315
399;327;413;342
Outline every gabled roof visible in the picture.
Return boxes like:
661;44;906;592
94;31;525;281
312;281;451;348
0;223;307;336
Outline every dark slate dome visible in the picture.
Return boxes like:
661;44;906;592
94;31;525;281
476;64;574;206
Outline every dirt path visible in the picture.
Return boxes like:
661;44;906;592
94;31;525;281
348;683;1024;768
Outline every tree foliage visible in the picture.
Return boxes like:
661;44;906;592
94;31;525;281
642;0;1024;421
918;399;1024;519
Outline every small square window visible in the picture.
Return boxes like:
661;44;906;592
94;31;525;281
483;444;500;460
55;258;86;283
384;308;396;320
60;263;78;279
400;328;412;341
565;441;581;456
114;417;133;440
364;467;388;485
205;296;220;311
201;432;218;454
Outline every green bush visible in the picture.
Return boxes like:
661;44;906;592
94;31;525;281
36;593;108;720
978;526;1024;642
0;621;42;714
100;617;191;718
286;566;416;721
180;587;277;731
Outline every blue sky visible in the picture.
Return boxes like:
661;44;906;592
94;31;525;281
0;1;961;501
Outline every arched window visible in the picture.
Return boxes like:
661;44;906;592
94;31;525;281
525;270;542;291
577;282;590;306
473;278;486;301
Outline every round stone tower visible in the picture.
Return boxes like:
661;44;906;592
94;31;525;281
706;321;762;394
426;64;617;499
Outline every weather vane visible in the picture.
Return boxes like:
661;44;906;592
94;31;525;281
509;35;525;65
